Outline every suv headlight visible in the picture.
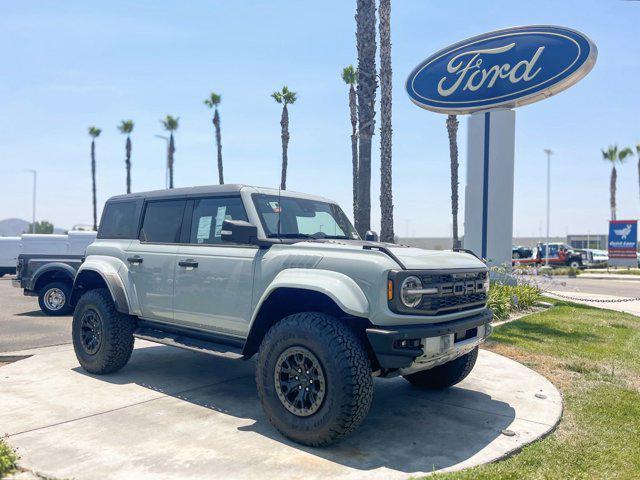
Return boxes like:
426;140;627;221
400;275;423;308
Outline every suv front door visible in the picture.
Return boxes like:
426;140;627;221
173;196;258;337
126;199;186;323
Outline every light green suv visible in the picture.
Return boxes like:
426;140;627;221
71;185;492;446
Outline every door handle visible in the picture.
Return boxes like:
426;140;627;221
127;256;143;265
178;259;199;268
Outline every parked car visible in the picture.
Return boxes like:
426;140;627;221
70;185;492;446
513;242;583;269
512;245;533;259
12;231;97;315
0;236;21;276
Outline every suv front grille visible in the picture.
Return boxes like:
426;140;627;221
389;269;488;316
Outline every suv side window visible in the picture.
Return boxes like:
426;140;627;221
98;201;138;239
140;200;186;243
189;196;248;244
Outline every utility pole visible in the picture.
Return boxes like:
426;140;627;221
155;135;170;188
544;149;553;266
25;169;36;233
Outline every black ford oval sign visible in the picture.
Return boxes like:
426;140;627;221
406;25;597;114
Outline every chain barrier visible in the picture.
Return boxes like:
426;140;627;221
491;267;640;304
541;290;640;304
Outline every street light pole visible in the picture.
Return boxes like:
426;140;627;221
543;149;553;267
155;135;170;188
25;169;36;233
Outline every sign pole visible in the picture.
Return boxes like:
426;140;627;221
463;109;515;266
544;149;553;266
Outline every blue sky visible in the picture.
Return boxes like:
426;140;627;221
1;0;638;237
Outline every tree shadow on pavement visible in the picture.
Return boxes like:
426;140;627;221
73;344;516;474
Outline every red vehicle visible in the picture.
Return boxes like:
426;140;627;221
513;243;583;269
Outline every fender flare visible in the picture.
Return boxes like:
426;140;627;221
250;269;369;326
31;262;76;290
73;262;131;314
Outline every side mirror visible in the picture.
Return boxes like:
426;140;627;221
364;230;379;242
221;220;260;245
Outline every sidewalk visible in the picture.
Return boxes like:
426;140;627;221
546;291;640;317
579;273;640;282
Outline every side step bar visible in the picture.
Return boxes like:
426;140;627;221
133;327;245;360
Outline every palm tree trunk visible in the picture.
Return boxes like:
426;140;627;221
379;0;393;243
349;84;359;221
125;136;132;194
446;114;461;249
610;165;617;220
280;104;289;190
355;0;377;237
213;108;224;184
637;157;639;202
168;134;175;189
91;140;97;231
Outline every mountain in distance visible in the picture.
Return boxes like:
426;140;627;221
0;218;66;236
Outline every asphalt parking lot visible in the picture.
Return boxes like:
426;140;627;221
0;277;72;353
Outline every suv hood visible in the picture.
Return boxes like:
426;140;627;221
385;245;485;270
291;240;485;270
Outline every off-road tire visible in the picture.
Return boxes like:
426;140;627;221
38;281;72;316
569;260;581;269
403;347;479;389
72;288;135;374
256;312;373;446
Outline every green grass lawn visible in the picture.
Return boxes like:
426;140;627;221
426;300;640;480
0;439;18;477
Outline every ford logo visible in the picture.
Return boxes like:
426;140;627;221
406;25;597;114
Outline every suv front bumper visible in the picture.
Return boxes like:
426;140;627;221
366;309;493;371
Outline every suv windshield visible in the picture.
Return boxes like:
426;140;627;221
252;194;359;240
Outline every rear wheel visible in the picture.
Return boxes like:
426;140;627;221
256;312;373;446
403;347;478;389
569;260;581;269
72;288;135;374
38;281;72;316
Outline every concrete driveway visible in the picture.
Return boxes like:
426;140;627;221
0;277;72;353
0;342;561;480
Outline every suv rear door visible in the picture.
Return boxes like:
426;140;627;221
126;199;186;322
173;195;258;337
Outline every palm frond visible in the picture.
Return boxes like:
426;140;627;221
204;92;222;108
618;147;633;163
88;126;101;138
341;65;358;85
602;145;618;163
117;120;134;134
161;115;179;131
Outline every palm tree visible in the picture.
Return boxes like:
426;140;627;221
378;0;393;243
204;92;224;184
342;65;359;221
446;115;461;249
355;0;377;237
88;126;101;231
117;120;134;194
602;145;632;220
271;86;297;190
160;115;179;189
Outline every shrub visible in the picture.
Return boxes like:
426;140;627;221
0;440;17;477
488;283;542;321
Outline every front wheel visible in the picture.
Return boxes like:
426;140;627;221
72;288;135;374
255;312;373;446
403;347;478;389
38;281;72;316
569;260;581;269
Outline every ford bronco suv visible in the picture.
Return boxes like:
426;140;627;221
71;185;492;446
